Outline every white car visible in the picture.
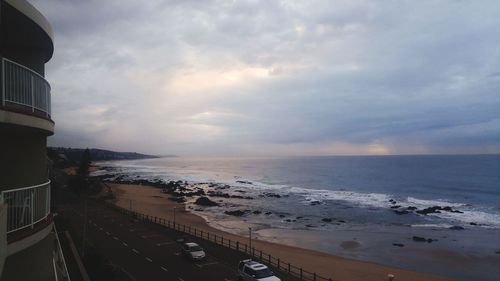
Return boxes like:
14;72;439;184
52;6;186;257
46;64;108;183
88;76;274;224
238;259;281;281
182;242;206;261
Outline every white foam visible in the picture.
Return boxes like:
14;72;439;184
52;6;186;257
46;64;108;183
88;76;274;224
288;186;392;208
406;197;466;208
410;223;454;228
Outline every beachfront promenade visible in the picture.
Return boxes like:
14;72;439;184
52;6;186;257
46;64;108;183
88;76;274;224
56;197;299;281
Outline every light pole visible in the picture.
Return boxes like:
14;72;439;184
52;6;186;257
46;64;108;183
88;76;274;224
173;206;177;229
82;197;87;257
248;227;252;254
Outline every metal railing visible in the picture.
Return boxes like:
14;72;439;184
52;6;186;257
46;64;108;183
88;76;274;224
53;224;71;281
0;181;51;233
1;57;51;117
104;201;335;281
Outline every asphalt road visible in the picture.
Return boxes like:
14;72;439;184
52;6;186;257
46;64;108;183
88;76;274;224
58;199;295;281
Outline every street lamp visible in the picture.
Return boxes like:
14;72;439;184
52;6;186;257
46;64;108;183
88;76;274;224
248;227;252;254
173;206;177;229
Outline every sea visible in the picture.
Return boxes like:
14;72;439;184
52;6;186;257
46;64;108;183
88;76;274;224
93;155;500;281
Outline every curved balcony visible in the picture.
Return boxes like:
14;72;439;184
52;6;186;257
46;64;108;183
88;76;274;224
0;181;51;234
1;57;52;120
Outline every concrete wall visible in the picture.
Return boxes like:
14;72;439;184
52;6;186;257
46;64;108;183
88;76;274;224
1;0;54;73
0;204;7;278
0;132;48;190
6;222;53;256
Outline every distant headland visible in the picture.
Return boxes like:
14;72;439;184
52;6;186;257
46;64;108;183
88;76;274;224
48;147;171;165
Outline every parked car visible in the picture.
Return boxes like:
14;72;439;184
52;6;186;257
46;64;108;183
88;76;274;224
181;242;206;261
238;259;281;281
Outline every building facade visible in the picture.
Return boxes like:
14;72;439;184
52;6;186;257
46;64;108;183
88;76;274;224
0;0;69;280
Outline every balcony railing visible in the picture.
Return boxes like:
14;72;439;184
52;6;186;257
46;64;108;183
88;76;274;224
0;181;51;233
1;57;51;118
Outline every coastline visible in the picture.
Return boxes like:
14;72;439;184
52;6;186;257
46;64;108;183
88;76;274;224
105;182;455;281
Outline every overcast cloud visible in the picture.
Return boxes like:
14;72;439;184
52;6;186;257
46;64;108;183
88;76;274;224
30;0;500;156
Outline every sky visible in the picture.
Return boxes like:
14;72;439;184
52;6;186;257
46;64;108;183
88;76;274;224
30;0;500;156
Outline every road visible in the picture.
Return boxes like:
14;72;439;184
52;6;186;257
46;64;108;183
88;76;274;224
57;198;294;281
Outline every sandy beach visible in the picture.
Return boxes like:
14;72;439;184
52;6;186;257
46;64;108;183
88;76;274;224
105;182;455;281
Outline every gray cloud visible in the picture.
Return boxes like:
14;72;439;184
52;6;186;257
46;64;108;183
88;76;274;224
29;0;500;155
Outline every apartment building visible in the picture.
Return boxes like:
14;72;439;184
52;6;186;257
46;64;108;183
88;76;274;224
0;0;69;280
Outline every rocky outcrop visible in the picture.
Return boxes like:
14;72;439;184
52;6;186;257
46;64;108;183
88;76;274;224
224;210;249;216
168;197;186;203
416;206;463;215
412;236;437;243
194;197;219;207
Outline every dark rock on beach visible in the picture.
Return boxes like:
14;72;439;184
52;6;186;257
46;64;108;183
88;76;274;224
412;236;427;242
169;197;186;203
194;196;219;207
252;210;262;215
224;210;248;217
310;201;321;206
231;195;254;200
416;207;442;215
407;206;417;210
263;192;281;198
412;236;437;243
393;210;410;215
392;243;405;247
322;218;333;222
449;226;465;230
416;206;463;215
390;205;401;209
208;191;253;200
236;180;253;184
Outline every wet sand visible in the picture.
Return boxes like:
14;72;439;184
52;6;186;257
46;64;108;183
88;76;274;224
106;182;456;281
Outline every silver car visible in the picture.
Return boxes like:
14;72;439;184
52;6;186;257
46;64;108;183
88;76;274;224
182;242;206;261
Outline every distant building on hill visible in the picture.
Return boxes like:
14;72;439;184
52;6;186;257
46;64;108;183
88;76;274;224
0;0;70;279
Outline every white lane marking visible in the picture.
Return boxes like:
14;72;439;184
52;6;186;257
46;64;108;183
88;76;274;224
146;257;153;262
113;236;119;240
160;266;168;272
157;242;174;246
132;249;140;254
105;232;110;236
93;223;97;227
121;268;138;281
178;278;185;281
123;242;128;247
99;227;103;231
